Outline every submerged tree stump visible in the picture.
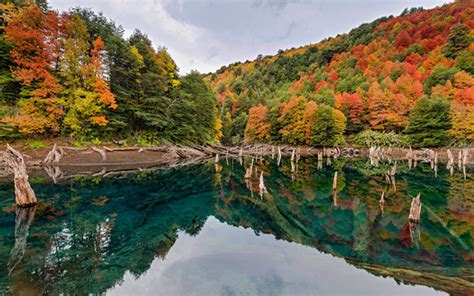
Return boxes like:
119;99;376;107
3;145;37;207
259;172;267;197
408;193;422;223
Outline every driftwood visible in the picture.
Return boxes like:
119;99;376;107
244;157;254;179
379;191;385;205
259;172;267;196
43;144;66;163
333;172;338;191
409;193;422;223
92;146;107;161
389;163;397;176
3;145;37;206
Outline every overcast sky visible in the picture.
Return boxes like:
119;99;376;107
49;0;449;74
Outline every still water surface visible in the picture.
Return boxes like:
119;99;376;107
0;157;472;295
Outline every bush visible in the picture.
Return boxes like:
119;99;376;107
91;138;102;146
354;130;410;147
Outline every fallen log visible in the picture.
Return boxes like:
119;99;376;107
92;146;107;161
3;145;37;206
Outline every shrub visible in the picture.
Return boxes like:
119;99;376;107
354;130;410;147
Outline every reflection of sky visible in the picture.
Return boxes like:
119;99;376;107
108;216;445;296
49;0;448;74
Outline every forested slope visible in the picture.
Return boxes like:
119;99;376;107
205;0;474;147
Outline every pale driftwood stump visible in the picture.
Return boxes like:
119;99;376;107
409;193;422;223
43;143;65;164
3;144;37;207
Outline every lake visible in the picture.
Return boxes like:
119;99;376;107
0;156;473;295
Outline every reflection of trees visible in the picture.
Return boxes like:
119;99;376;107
8;207;36;274
0;159;472;295
0;164;216;295
215;158;474;295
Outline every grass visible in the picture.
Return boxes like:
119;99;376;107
27;140;46;149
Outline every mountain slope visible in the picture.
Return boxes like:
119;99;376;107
206;0;474;147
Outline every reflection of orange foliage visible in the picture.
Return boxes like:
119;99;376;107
91;196;109;206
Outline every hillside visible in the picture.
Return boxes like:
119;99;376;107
205;0;474;147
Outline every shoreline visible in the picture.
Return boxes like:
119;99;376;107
0;142;472;180
1;142;473;166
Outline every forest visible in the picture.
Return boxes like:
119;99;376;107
206;0;474;148
0;0;473;148
0;0;219;145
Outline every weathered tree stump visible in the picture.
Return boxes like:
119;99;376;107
259;172;267;197
408;193;422;223
379;191;385;205
3;145;37;207
43;143;66;163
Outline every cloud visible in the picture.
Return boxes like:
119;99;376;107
49;0;448;74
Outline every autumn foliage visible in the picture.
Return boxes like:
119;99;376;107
0;2;218;143
208;1;474;146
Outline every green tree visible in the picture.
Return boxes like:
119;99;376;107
310;104;337;147
404;96;452;147
423;66;457;94
169;71;217;144
443;24;470;59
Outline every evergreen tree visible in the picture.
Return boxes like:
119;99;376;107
169;71;217;144
405;96;451;147
443;24;470;59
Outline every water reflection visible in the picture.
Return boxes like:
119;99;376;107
0;157;472;295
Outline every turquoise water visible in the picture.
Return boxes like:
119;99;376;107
0;157;473;295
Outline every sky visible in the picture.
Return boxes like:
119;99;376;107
49;0;450;74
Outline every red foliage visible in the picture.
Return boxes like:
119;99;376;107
3;5;65;134
395;30;412;48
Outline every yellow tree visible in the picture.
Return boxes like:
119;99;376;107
62;35;117;135
278;96;308;144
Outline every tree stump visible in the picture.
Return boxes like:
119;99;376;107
43;144;65;163
408;193;422;223
3;145;37;206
